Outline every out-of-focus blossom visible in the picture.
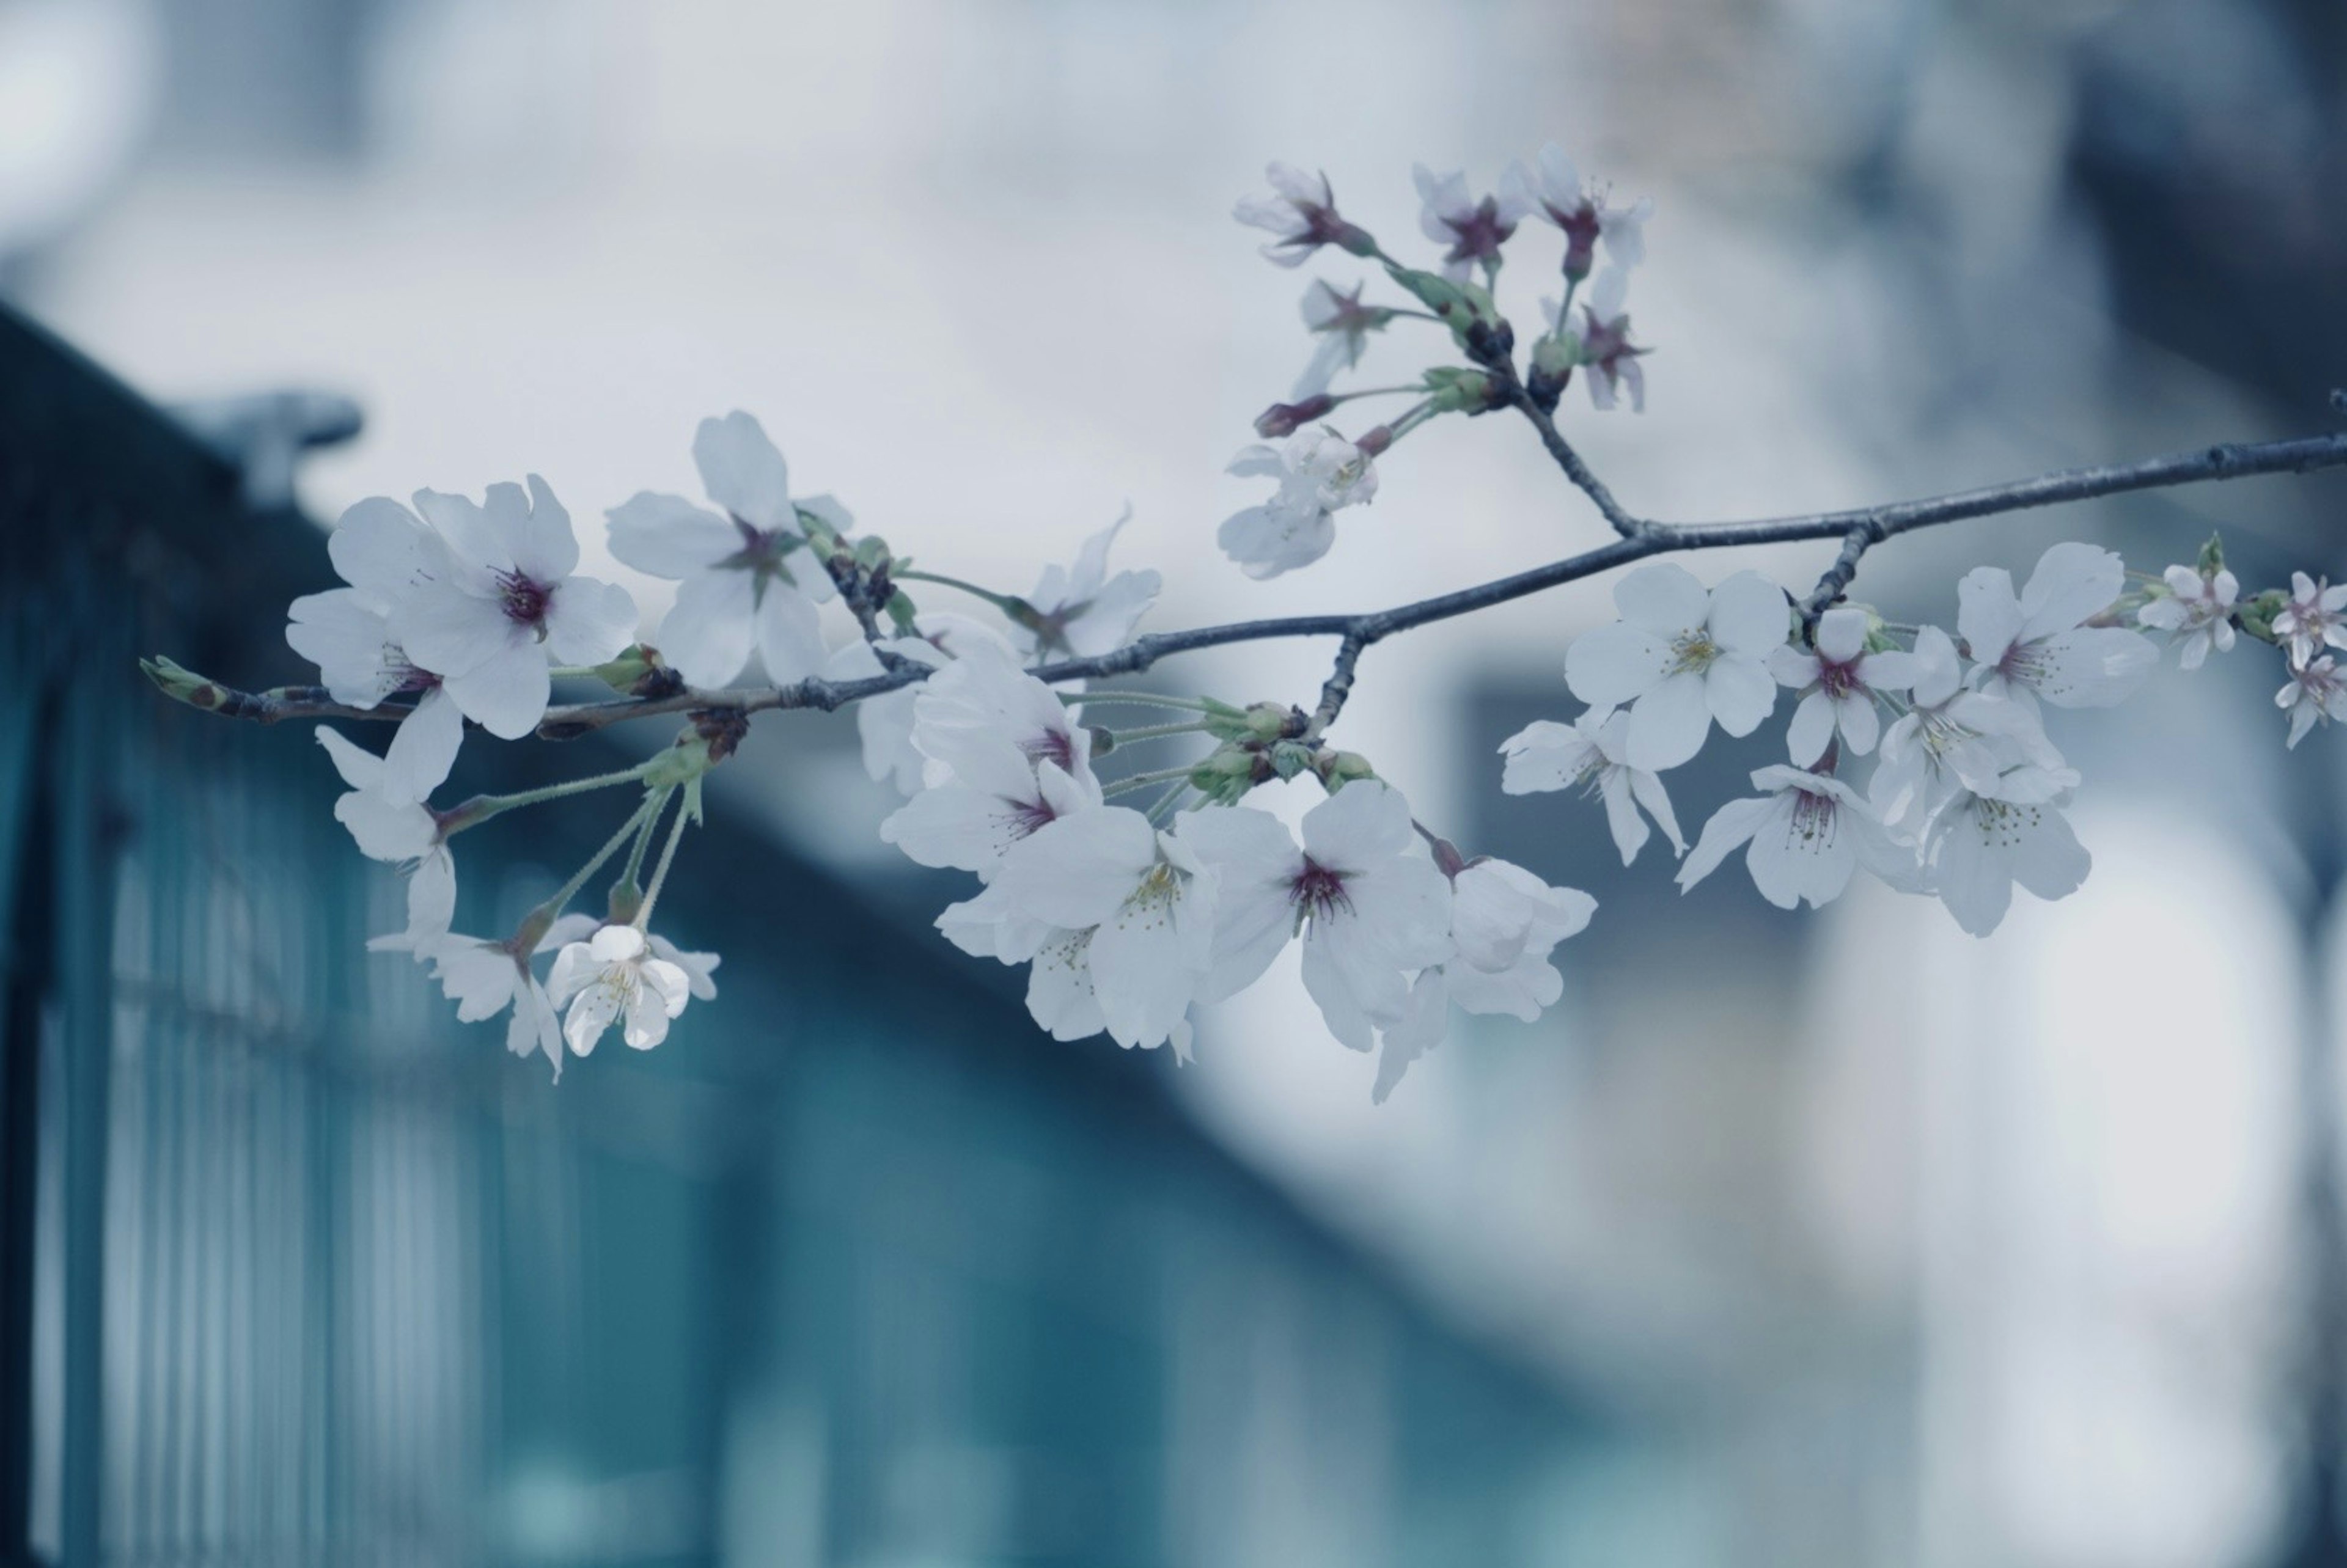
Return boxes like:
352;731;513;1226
1525;142;1651;282
1233;163;1373;267
1011;508;1162;663
1218;429;1378;580
2279;655;2347;749
2274;571;2347;666
2136;561;2239;670
1412;161;1534;281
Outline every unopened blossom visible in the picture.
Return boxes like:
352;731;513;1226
1543;268;1648;412
286;496;463;802
828;615;1013;796
1233;163;1372;267
2279;656;2347;749
393;477;639;738
1498;709;1685;865
988;805;1218;1052
1181;782;1452;1052
2136;562;2239;670
2273;571;2347;665
1766;606;1919;764
1870;626;2074;838
606;412;842;689
1922;790;2090;937
1565;562;1787;771
1218;428;1379;580
417;932;562;1075
1678;764;1909;910
546;923;693;1055
1293;280;1395;400
1413;162;1534;281
1010;508;1163;663
1956;542;2156;710
1525;142;1651;282
1372;859;1595;1103
315;727;454;951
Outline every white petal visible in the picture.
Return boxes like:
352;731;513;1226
755;584;830;685
2017;542;2123;639
1611;561;1708;636
314;725;384;791
993;807;1159;929
381;686;464;804
439;636;551;740
1955;568;2024;667
329;496;434;601
542;576;639;667
1299;779;1414;870
1024;929;1105;1041
2028;628;2158;708
1598;769;1650;865
1835;691;1880;755
604;493;743;577
693;411;795;532
1629;768;1686;855
1564;622;1672;709
1812;606;1870;664
656;569;758;689
1744;794;1856;910
1676;794;1773;892
1705;571;1790;654
1703;654;1778;738
394;585;513;681
1785;690;1835;766
1625;671;1712;771
1372;970;1450;1104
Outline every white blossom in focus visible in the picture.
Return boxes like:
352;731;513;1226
545;924;693;1056
1218;430;1378;580
2136;562;2239;670
1498;709;1685;865
1869;626;2074;838
1010;508;1163;663
828;617;1014;796
1766;606;1919;764
2279;656;2347;749
1233;163;1364;267
286;496;463;802
1412;162;1533;281
1525;142;1651;280
1677;765;1908;910
1181;783;1451;1052
1956;542;2156;710
2274;571;2347;666
1293;280;1394;400
606;412;842;689
392;477;639;738
1372;859;1595;1103
988;804;1218;1052
315;727;455;953
417;933;562;1075
1565;562;1787;771
1921;791;2091;936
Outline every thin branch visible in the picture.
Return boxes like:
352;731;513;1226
1799;522;1882;634
1508;392;1644;537
1304;632;1368;741
162;428;2347;741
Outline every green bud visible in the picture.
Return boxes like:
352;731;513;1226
1265;740;1318;780
853;534;894;572
884;590;920;636
643;734;716;789
2197;531;2226;578
1531;332;1579;381
2240;588;2288;643
1420;367;1499;415
1383;263;1501;345
590;644;665;692
141;655;233;711
1316;750;1378;789
1186;743;1265;806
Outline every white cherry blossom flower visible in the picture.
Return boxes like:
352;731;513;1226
606;412;842;689
1869;627;2074;838
1565;563;1787;771
416;932;562;1075
1542;268;1648;412
1010;508;1163;663
1293;280;1394;400
315;727;455;953
2279;656;2347;749
1218;428;1378;580
1677;764;1908;910
545;924;692;1056
392;477;639;738
1525;142;1651;281
1922;791;2090;936
881;652;1101;874
1956;542;2156;710
1371;859;1595;1104
2136;562;2239;670
1766;606;1919;764
1412;162;1534;281
988;805;1217;1052
287;496;464;802
1181;782;1451;1052
828;616;1014;796
538;914;722;1006
2274;571;2347;665
1233;163;1370;267
1497;709;1685;865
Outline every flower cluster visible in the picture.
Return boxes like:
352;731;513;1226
139;145;2347;1103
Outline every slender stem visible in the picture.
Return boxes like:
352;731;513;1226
1109;720;1214;744
444;759;656;833
1065;691;1214;713
892;568;1030;615
1147;783;1197;825
1103;764;1201;799
526;797;658;929
635;789;694;926
614;784;672;898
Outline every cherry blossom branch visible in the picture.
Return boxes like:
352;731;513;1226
153;429;2347;744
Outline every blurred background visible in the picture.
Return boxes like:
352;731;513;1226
4;0;2347;1563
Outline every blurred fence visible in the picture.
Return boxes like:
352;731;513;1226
0;307;1598;1566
